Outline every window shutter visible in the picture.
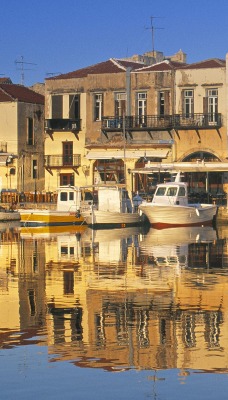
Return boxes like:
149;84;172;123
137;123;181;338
203;97;208;114
181;91;184;114
52;95;63;118
164;91;170;114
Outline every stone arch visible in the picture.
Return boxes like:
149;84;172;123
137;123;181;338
180;150;224;196
178;149;222;162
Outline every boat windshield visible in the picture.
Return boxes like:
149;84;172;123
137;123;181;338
156;187;167;196
178;187;186;196
166;187;178;196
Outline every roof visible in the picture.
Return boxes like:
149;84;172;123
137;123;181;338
45;56;226;81
0;77;12;84
0;84;44;104
179;58;225;70
135;60;187;72
46;58;144;80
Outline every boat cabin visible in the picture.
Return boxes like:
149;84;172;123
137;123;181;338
81;185;133;213
57;186;93;212
98;185;132;213
152;182;189;206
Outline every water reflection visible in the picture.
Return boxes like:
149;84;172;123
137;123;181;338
1;223;228;377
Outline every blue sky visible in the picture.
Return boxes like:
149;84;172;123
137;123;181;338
1;0;228;86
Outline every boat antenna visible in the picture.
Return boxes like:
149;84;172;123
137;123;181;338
175;171;181;182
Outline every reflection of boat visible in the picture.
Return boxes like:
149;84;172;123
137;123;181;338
140;226;217;267
139;172;217;228
18;186;93;227
81;226;141;264
19;224;87;239
0;206;20;222
81;185;142;228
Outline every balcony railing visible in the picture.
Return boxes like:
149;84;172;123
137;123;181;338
44;154;81;168
173;113;222;129
101;113;222;132
45;118;81;131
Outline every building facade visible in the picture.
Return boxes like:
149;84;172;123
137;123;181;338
44;53;228;196
0;83;45;197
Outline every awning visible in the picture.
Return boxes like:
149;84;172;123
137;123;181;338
86;149;169;160
131;161;228;174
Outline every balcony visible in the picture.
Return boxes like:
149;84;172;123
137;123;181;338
173;113;222;130
101;113;222;136
44;154;81;174
45;119;81;140
102;115;173;132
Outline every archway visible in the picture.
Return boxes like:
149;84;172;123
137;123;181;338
182;151;223;195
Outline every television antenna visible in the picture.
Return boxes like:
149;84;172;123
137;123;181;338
15;56;37;85
146;16;164;56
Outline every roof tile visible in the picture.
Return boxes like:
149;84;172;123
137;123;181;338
180;58;225;70
47;59;144;80
0;84;44;104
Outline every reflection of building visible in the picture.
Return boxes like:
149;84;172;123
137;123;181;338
1;226;228;374
0;223;47;348
41;227;228;372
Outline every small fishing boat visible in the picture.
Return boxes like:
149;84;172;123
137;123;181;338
80;184;142;228
139;172;217;228
18;185;93;227
0;205;20;222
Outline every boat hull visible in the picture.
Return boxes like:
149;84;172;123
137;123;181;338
139;203;217;228
81;209;142;228
19;209;85;227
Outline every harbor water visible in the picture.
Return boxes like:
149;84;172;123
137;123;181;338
0;221;228;399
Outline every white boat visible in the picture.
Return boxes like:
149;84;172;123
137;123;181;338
139;172;217;228
18;185;93;227
80;184;142;228
0;205;20;222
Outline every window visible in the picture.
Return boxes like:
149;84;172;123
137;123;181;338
207;89;218;123
183;90;194;117
167;187;177;196
52;95;63;118
156;187;166;196
159;92;165;115
159;91;170;115
27;117;34;145
60;192;68;201
94;93;103;121
178;187;186;196
137;92;147;124
62;141;73;165
69;95;80;119
60;174;74;186
115;92;126;117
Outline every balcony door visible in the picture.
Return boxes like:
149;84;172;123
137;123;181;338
63;141;73;166
183;90;194;118
207;89;218;123
115;93;126;117
137;92;147;125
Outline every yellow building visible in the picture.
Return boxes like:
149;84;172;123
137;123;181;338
0;82;44;196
